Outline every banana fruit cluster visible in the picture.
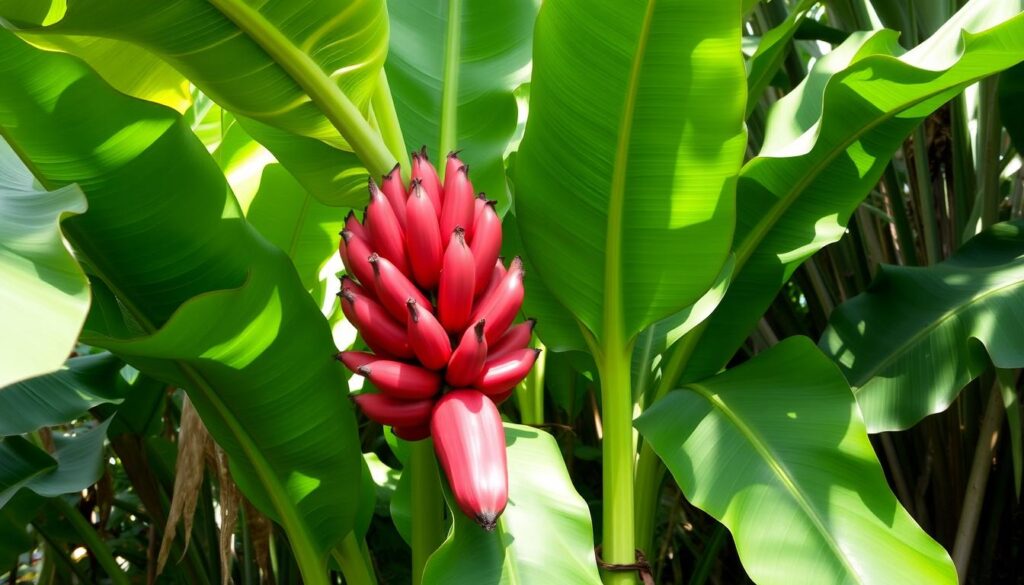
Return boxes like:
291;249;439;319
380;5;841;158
337;149;539;529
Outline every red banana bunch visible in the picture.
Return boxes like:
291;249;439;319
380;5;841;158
337;149;539;530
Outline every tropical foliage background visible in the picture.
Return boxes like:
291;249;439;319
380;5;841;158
1;0;1023;584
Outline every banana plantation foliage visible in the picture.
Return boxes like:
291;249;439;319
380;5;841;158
2;0;1024;584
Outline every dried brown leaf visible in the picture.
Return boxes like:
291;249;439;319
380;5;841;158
156;395;210;576
214;444;240;585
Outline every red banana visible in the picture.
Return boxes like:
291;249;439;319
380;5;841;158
380;164;408;229
406;299;451;370
444;151;463;188
340;230;377;294
431;390;508;530
488;319;536;359
370;253;432;322
440;165;475;244
353;393;433;427
339;287;414;358
405;182;443;289
487;388;516;406
437;228;476;332
357;360;441;400
445;320;488;387
411;148;442;216
474;348;540;395
469;200;501;296
477;259;507;300
392;423;431;442
336;350;378;373
366;181;410;275
471;257;524;343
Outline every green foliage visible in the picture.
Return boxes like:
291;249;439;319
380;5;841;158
637;338;957;585
0;30;362;578
684;1;1024;382
513;0;746;344
821;221;1024;431
386;0;539;206
0;141;90;389
0;420;110;508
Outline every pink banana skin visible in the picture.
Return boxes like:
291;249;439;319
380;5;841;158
366;181;411;275
488;319;536;359
471;257;525;344
340;230;378;295
380;164;408;229
405;182;444;289
406;299;452;370
336;350;378;373
444;151;464;189
431;390;508;530
354;393;433;427
339;287;414;359
437;228;476;332
474;348;541;395
469;200;502;296
370;253;433;322
411;148;442;216
445;320;488;387
357;360;441;400
477;259;507;300
440;165;475;243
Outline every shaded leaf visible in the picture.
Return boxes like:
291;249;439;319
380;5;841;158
821;221;1024;432
0;419;111;508
0;353;125;436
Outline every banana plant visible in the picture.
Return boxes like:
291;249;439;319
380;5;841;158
2;0;1024;584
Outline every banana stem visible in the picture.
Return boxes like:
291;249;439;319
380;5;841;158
596;342;637;585
332;533;378;585
516;338;547;424
632;441;666;558
372;69;411;178
409;440;444;584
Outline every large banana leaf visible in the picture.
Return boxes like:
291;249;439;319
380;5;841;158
683;0;1024;383
421;425;602;585
0;353;125;436
386;0;539;206
0;419;110;508
820;221;1024;432
512;0;746;344
636;337;957;585
0;140;90;389
745;0;817;117
3;0;394;179
0;32;362;579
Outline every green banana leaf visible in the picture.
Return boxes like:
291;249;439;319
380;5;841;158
0;419;111;509
683;0;1024;383
422;424;602;585
2;0;395;194
0;32;361;580
820;221;1024;432
0;140;90;389
999;61;1024;152
512;0;746;344
637;337;957;585
385;0;539;207
0;491;41;569
746;0;817;117
0;353;126;436
17;33;191;113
